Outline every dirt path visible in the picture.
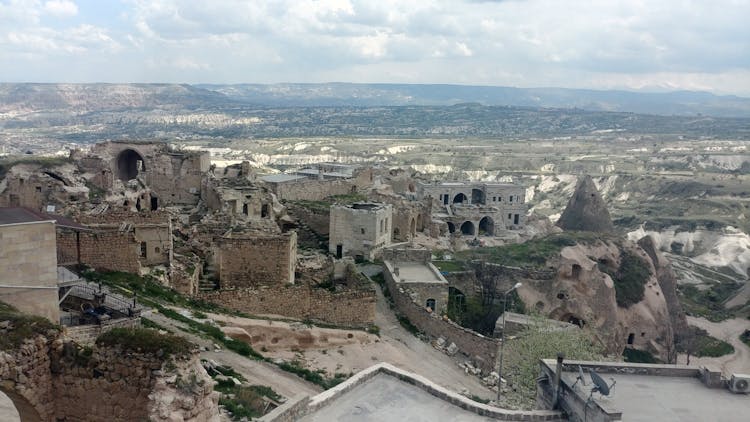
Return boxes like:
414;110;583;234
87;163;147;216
679;316;750;376
145;311;322;399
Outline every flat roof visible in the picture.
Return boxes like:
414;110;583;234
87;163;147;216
300;373;492;422
560;367;750;421
391;262;446;284
260;174;308;183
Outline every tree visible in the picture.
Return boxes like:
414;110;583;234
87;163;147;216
501;316;606;409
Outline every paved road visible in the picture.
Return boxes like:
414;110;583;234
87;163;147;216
681;316;750;376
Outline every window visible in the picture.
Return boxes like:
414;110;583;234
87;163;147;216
492;196;496;201
514;214;519;225
361;228;365;234
627;333;635;345
509;196;513;202
508;213;512;220
140;242;147;258
426;299;436;312
380;219;384;233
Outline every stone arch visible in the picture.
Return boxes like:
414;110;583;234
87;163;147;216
116;149;146;182
478;216;495;236
453;193;467;204
471;188;484;204
446;222;456;233
0;387;42;422
571;264;582;279
393;227;401;238
426;298;436;312
460;221;475;235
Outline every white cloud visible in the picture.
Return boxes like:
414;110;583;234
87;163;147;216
0;0;749;95
43;0;78;18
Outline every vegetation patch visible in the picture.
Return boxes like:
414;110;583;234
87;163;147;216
503;317;606;409
276;360;349;389
456;232;599;269
677;282;741;322
677;327;735;358
433;260;466;272
0;301;58;351
95;327;195;357
448;290;524;336
599;250;651;308
741;330;750;348
622;347;661;364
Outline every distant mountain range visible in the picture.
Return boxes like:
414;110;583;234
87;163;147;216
1;82;750;118
197;83;750;118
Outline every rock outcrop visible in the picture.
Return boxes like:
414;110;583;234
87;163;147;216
556;175;614;233
517;238;679;361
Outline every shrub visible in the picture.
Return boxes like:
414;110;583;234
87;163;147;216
600;250;651;308
96;327;195;357
622;348;660;363
0;302;58;350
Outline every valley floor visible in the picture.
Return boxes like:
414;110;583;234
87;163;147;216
679;316;750;375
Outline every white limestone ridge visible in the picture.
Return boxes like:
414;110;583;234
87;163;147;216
627;226;750;279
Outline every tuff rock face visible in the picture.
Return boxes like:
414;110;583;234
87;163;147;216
556;175;614;233
518;238;684;361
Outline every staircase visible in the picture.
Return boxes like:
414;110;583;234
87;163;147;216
198;264;219;291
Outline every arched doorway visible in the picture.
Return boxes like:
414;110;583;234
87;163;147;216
478;216;494;236
0;388;42;421
453;193;467;204
116;149;145;182
416;214;423;231
460;221;475;235
471;188;484;204
446;222;456;233
393;227;401;239
410;218;416;236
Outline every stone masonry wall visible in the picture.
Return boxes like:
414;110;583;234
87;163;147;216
218;232;297;287
268;178;357;201
383;262;499;373
197;284;376;327
64;317;141;346
57;228;141;273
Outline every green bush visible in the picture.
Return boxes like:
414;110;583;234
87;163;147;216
96;327;195;356
623;348;661;363
455;232;595;269
0;302;58;350
601;250;651;308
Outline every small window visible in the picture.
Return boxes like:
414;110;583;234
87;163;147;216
140;242;147;258
627;333;635;345
426;299;436;312
514;214;519;225
509;196;513;202
361;228;365;234
35;186;42;192
508;213;512;220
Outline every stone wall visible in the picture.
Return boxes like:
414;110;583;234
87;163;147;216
217;232;297;287
197;283;376;327
64;317;141;346
0;221;60;323
57;228;141;273
382;262;499;373
266;178;358;201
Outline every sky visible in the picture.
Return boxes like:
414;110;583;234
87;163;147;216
0;0;749;96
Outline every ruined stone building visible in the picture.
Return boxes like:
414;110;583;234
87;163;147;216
0;207;60;323
261;163;373;201
0;161;88;211
215;230;297;289
56;211;173;274
329;202;392;260
417;181;527;236
72;140;210;208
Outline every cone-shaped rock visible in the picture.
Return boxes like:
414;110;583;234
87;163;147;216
556;175;614;232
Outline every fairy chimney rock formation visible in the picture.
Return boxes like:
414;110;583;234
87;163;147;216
557;175;614;232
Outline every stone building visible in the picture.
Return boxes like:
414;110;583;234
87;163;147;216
0;162;89;211
56;211;172;274
0;207;60;323
417;181;527;235
382;248;449;315
72;141;210;207
261;163;374;201
216;231;297;288
329;203;392;260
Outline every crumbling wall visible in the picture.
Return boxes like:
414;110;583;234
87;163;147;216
197;284;376;327
267;179;358;201
57;229;141;273
218;232;297;287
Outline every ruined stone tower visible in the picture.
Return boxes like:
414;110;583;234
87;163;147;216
556;175;614;232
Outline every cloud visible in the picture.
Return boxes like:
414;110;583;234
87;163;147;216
43;0;78;18
0;0;748;95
